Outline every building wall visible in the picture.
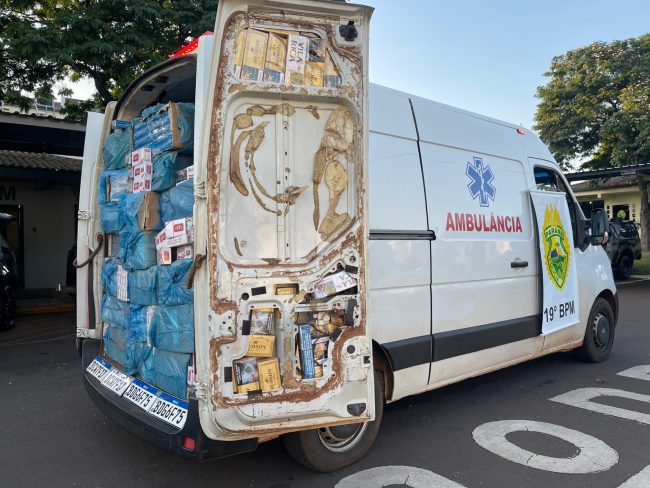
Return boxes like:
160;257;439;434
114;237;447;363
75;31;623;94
0;180;78;289
575;187;643;238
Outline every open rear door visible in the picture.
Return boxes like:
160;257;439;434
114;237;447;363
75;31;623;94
194;0;373;438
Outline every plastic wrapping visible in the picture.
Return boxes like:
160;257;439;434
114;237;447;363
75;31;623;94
122;231;158;270
98;169;129;204
124;342;152;376
150;303;194;353
140;348;191;399
157;259;193;306
159;179;194;223
128;305;156;343
128;267;158;305
102;129;131;170
151;152;179;193
104;324;128;366
123;192;162;232
99;200;124;234
133;103;195;155
101;294;130;328
101;258;119;298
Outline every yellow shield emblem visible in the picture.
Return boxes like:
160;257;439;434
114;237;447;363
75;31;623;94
542;204;571;290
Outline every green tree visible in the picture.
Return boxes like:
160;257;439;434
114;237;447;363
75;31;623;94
534;34;650;250
0;1;216;121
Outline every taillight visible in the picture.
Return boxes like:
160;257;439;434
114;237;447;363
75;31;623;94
182;436;196;451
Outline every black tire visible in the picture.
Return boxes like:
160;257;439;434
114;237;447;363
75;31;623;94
0;286;16;331
615;255;633;279
282;370;384;472
574;297;615;362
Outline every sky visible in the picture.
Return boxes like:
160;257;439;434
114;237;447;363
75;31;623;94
71;0;650;131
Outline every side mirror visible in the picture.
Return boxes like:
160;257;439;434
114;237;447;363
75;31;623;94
590;210;608;246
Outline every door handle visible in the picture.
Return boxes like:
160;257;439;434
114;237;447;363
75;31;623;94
511;260;528;268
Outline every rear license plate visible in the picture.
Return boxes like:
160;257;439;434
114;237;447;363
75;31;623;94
148;392;189;429
86;356;112;381
123;379;159;412
101;368;132;395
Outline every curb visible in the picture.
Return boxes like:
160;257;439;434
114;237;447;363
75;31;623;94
616;276;650;288
16;303;76;316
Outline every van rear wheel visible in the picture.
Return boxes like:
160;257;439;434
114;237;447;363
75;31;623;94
574;297;615;362
282;370;384;472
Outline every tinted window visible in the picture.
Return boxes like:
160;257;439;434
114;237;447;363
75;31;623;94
534;167;578;245
612;222;638;238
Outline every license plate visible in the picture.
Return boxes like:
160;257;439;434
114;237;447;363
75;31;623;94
123;379;159;412
86;356;112;382
101;368;132;396
148;392;189;429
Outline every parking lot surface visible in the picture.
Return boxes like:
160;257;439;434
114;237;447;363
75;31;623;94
1;284;649;488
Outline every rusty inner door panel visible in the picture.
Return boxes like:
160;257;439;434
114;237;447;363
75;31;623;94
199;1;374;436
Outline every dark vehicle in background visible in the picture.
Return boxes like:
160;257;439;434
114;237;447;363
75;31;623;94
606;220;642;279
0;213;18;330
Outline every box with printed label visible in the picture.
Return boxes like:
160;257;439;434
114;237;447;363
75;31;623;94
157;247;173;265
241;29;268;82
132;162;153;193
175;244;193;260
131;148;152;167
246;334;275;357
233;357;260;393
155;218;193;250
175;165;194;184
285;34;308;85
257;357;281;391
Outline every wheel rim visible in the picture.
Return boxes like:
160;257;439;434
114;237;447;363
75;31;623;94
317;422;368;453
592;312;610;351
623;259;632;277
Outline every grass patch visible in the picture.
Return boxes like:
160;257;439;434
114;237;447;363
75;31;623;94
632;252;650;276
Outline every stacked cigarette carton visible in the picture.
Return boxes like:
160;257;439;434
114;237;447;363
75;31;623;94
98;102;196;400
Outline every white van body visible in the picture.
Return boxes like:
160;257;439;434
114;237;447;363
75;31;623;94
77;0;617;470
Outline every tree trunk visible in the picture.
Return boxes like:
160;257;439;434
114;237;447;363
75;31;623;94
639;176;650;251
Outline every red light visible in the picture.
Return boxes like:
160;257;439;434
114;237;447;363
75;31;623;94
516;128;525;135
169;31;213;59
182;436;196;450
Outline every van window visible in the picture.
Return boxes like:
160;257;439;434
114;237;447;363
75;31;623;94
534;167;578;245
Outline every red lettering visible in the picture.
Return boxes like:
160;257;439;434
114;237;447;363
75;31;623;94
505;216;512;232
455;213;466;231
446;213;455;231
466;214;474;231
514;217;522;232
489;215;497;232
497;216;505;232
475;214;483;231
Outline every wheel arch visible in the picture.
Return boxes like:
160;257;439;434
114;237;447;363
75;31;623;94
597;288;618;325
372;340;394;402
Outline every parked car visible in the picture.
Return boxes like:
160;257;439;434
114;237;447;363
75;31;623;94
606;220;642;279
0;213;17;331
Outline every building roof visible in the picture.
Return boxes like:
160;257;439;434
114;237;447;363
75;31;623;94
0;150;81;172
571;175;638;193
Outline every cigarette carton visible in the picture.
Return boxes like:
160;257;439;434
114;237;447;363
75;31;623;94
308;38;325;63
233;357;260;393
246;334;275;357
175;244;193;260
132;161;153;193
324;52;342;88
175;165;194;184
241;29;268;82
106;171;130;202
234;29;246;78
250;308;275;335
312;270;357;299
257;357;281;391
285;34;308;85
305;61;324;87
157;247;172;265
299;324;315;379
155;217;193;250
131;148;152;167
263;32;287;83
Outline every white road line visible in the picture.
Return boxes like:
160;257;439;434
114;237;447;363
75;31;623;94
618;466;650;487
550;388;650;425
617;365;650;382
335;466;467;488
472;420;618;474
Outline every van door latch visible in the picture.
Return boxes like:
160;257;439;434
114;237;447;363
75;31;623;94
339;21;358;42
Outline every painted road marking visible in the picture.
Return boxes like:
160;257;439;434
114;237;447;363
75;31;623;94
472;419;618;474
618;466;650;487
550;388;650;425
335;466;467;488
617;365;650;382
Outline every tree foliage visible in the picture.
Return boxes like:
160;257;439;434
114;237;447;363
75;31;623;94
534;34;650;170
0;1;216;120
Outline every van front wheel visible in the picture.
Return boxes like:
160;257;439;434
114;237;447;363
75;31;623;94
282;370;384;472
574;297;615;362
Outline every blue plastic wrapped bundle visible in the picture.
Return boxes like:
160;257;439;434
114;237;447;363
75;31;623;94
101;294;130;328
150;303;194;353
124;342;152;376
151;152;179;193
98;169;130;204
104;324;128;366
159;179;194;222
133;103;195;155
99;200;124;234
128;267;158;305
122;231;157;270
140;348;191;399
123;192;162;233
101;258;119;297
128;305;156;343
102;129;131;170
157;259;193;306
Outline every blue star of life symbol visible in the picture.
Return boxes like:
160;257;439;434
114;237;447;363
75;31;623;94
466;156;496;207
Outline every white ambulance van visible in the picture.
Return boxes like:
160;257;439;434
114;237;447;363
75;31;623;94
76;0;616;472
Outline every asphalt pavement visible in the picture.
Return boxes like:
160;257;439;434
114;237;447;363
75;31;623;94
1;283;649;488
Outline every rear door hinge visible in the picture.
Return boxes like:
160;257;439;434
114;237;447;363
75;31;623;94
194;382;209;401
78;210;91;220
195;180;206;199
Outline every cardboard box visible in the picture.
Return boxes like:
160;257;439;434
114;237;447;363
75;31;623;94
131;148;152;167
263;32;287;83
258;357;281;391
175;165;194;184
155;217;193;250
312;270;357;299
250;308;275;335
132;162;153;193
246;334;275;358
233;357;260;393
285;34;308;85
132;192;160;231
241;29;268;82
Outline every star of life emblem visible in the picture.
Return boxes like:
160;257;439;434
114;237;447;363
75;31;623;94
466;156;496;207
